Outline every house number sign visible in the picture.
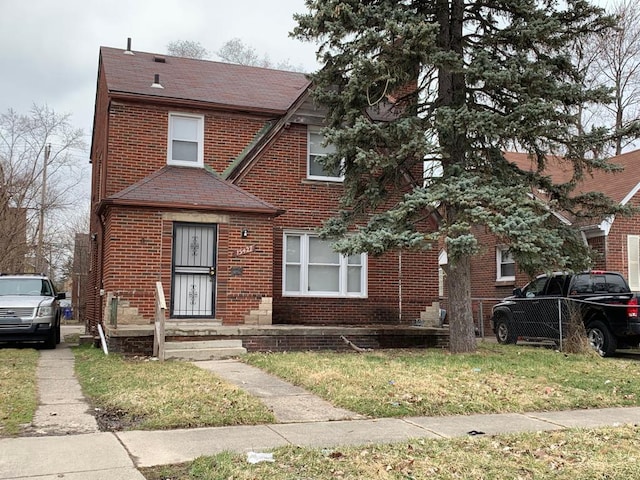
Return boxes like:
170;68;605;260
233;244;255;257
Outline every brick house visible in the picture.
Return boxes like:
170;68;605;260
462;150;640;335
87;45;442;355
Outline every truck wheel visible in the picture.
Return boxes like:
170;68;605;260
55;321;61;344
587;321;617;357
43;328;56;349
495;317;517;344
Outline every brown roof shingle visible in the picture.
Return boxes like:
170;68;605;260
102;166;280;214
99;46;311;113
504;150;640;204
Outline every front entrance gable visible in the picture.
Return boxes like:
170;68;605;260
99;165;281;215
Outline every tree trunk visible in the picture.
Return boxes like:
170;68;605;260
446;253;477;353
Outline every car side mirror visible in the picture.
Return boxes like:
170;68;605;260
512;288;523;298
56;292;66;300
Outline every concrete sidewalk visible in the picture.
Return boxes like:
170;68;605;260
2;331;640;479
3;406;640;477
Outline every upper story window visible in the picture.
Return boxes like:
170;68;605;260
168;113;204;167
423;159;443;186
496;246;515;282
283;232;366;297
308;126;343;182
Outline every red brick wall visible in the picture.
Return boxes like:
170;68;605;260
601;196;640;278
105;102;269;196
587;235;607;270
239;123;439;326
102;207;163;320
101;206;275;324
87;61;111;334
217;215;274;323
90;95;439;329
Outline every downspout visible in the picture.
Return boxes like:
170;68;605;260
398;250;402;323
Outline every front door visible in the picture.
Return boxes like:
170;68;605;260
171;223;217;318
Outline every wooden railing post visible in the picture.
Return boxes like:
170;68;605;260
153;281;167;361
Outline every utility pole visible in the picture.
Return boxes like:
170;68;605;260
36;143;50;274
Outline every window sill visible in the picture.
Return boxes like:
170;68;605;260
495;279;515;287
283;293;368;299
301;178;344;186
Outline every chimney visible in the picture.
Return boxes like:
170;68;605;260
124;37;134;55
151;74;164;89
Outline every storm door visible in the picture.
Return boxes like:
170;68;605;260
171;223;217;318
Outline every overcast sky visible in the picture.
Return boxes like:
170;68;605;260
0;0;614;202
0;0;318;173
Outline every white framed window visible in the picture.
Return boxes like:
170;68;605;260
628;235;640;291
283;232;366;297
308;126;343;181
168;113;204;167
423;159;443;187
496;246;515;281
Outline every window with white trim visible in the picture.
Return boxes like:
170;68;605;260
496;246;515;281
628;235;640;291
284;233;366;297
423;159;443;187
168;113;204;167
308;126;342;181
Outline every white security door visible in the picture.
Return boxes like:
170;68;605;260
171;223;217;318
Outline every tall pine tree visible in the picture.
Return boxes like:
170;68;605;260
294;0;628;353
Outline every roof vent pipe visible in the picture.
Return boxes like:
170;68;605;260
151;74;164;89
124;37;134;55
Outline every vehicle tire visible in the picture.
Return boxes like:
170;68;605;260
43;327;56;349
587;321;617;357
495;316;517;344
55;320;61;345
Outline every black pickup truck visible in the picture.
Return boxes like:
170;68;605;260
491;271;640;357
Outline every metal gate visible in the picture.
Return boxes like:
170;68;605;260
171;223;217;318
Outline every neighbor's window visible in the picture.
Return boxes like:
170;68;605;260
283;233;366;297
628;235;640;291
497;246;515;281
423;159;443;187
308;126;342;181
168;113;204;167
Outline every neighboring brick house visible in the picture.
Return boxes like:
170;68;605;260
87;45;441;354
462;150;640;334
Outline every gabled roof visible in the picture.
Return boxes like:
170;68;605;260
503;152;575;185
99;166;281;215
99;46;311;114
579;149;640;205
504;150;640;205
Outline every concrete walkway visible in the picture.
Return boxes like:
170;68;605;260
2;329;640;478
26;343;99;436
193;359;365;423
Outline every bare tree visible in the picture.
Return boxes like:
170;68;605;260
166;40;210;59
0;105;86;276
585;0;640;155
216;38;304;72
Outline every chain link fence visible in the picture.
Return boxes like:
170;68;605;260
441;296;638;354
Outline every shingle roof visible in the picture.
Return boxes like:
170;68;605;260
504;150;640;205
579;149;640;204
102;166;280;215
503;150;640;231
99;46;311;113
503;151;575;184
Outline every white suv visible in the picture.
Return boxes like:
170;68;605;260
0;274;65;348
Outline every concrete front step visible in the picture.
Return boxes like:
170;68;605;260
164;340;247;361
